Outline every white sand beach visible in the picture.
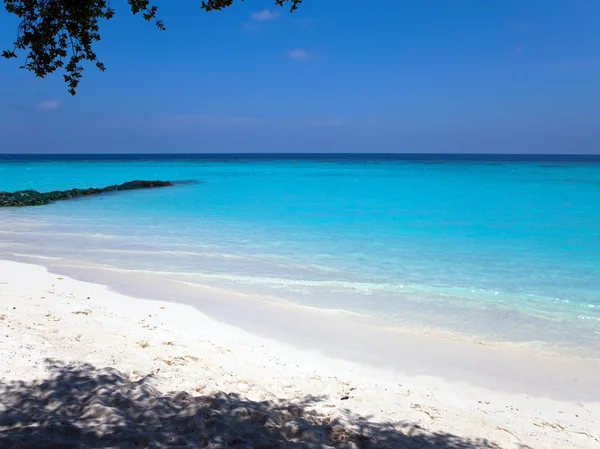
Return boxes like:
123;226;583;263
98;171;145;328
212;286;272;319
1;259;599;448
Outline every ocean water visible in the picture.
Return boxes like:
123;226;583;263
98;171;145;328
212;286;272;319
1;154;599;358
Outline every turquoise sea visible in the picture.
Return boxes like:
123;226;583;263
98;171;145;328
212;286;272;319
1;154;599;359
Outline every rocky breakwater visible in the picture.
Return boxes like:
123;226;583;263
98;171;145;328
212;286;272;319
0;180;173;207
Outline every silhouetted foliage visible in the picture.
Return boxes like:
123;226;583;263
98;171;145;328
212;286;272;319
0;359;503;448
1;0;303;95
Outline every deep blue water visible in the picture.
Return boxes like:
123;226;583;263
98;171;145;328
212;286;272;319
2;153;600;163
1;154;599;357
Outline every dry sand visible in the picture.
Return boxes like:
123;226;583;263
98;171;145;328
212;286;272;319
1;260;599;448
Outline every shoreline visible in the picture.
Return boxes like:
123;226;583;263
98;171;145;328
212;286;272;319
1;236;598;365
3;252;600;401
1;217;599;365
1;259;600;448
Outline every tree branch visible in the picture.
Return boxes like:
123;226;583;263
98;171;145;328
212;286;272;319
2;0;301;94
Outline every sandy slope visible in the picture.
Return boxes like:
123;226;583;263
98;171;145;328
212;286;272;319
0;260;598;448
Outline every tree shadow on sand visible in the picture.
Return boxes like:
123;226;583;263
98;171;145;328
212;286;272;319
0;359;510;449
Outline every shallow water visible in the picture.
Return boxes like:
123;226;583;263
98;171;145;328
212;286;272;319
1;154;599;358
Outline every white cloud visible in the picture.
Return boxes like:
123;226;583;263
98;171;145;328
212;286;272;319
251;9;278;21
286;49;311;60
37;100;60;111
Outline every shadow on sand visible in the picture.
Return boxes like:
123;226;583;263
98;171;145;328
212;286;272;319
0;359;509;448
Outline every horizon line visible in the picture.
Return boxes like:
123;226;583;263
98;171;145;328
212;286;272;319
1;152;599;156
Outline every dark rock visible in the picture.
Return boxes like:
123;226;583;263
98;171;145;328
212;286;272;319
0;180;172;208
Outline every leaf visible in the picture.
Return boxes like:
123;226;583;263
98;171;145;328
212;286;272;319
2;0;301;94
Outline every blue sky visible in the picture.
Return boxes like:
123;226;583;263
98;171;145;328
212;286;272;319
0;0;598;153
